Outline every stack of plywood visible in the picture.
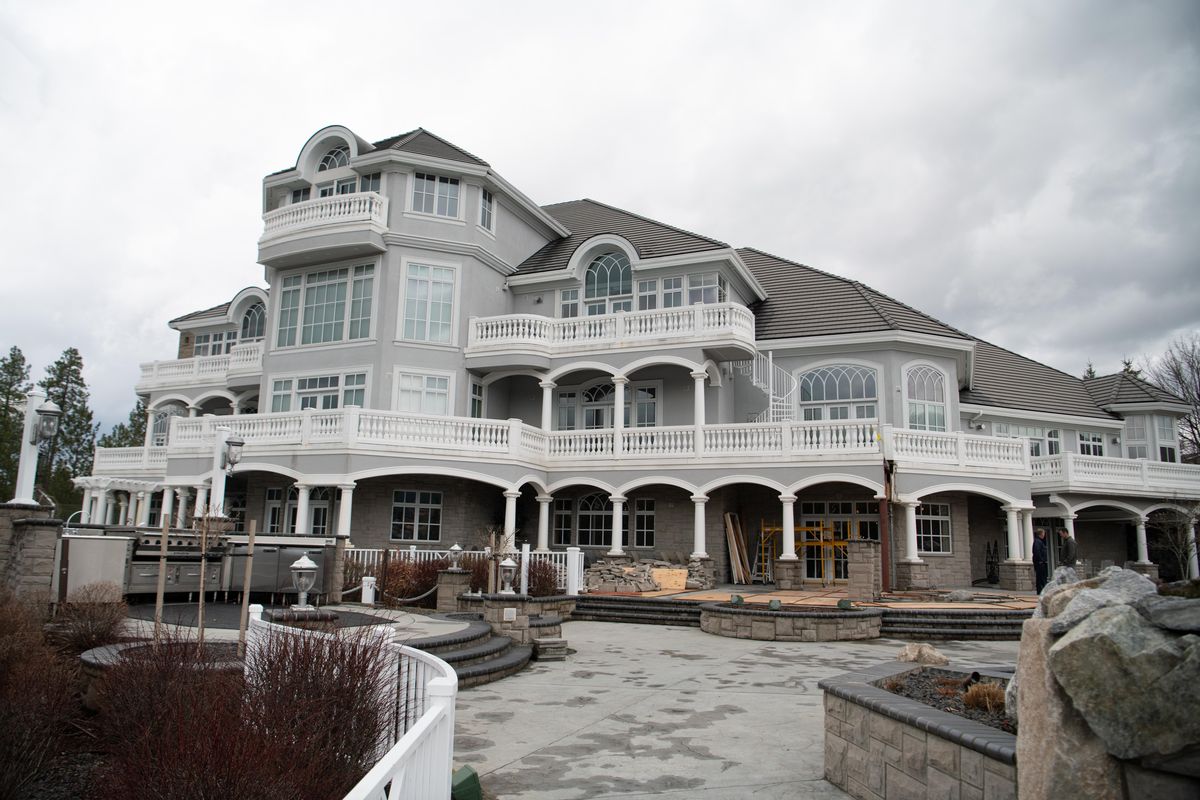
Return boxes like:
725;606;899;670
724;513;752;584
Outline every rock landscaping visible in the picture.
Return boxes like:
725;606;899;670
881;667;1015;734
583;557;714;592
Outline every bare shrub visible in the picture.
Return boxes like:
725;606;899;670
461;554;490;593
50;581;128;655
379;557;447;606
964;682;1006;713
342;556;368;590
527;559;560;597
0;592;80;800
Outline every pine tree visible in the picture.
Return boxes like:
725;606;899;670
1082;361;1097;380
0;346;33;499
1121;357;1142;378
38;347;99;512
98;398;148;448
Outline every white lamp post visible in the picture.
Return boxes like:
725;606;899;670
449;543;463;571
498;557;518;594
291;555;318;609
9;390;61;506
207;428;244;517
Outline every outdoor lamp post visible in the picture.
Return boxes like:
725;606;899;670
9;390;62;505
449;543;463;571
291;555;318;609
498;557;518;594
207;428;244;517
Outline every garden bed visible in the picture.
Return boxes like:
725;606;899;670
879;667;1015;734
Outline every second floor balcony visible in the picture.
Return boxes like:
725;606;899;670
258;192;389;268
1032;453;1200;498
465;302;757;366
136;341;264;393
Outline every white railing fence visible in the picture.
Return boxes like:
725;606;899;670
246;606;458;800
261;192;389;239
884;427;1029;469
136;341;264;387
1032;452;1200;491
344;546;582;594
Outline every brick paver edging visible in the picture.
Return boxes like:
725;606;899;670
699;602;883;641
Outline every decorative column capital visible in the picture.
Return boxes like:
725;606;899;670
690;494;709;504
778;494;797;505
337;483;356;492
609;495;626;504
503;489;523;500
611;375;630;386
536;494;554;505
689;370;708;381
538;380;557;390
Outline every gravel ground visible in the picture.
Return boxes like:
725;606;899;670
882;667;1015;733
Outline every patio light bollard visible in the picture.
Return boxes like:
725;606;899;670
291;555;318;610
499;557;518;595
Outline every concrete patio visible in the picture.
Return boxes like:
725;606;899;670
453;621;1020;799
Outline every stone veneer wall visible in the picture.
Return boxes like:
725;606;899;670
0;503;61;600
456;594;576;645
700;605;882;641
821;662;1017;800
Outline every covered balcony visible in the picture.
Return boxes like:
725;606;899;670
135;341;263;393
464;303;757;368
1032;453;1200;499
257;192;389;268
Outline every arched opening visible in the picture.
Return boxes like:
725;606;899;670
149;402;187;447
240;302;266;342
583;252;632;315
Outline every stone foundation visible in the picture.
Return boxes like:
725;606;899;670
688;556;716;589
0;503;61;600
436;569;472;613
847;540;882;600
1125;561;1160;582
997;560;1034;592
699;604;882;641
773;557;803;589
892;560;931;590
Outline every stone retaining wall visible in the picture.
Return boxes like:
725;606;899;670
820;661;1017;800
699;603;882;641
0;503;61;600
456;593;576;644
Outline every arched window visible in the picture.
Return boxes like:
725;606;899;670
584;252;632;315
906;365;947;431
240;302;265;341
576;494;613;547
797;365;878;421
150;403;187;447
317;144;350;171
583;384;615;430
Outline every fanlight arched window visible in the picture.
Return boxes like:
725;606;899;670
906;365;947;431
317;144;350;171
797;365;878;421
150;403;187;447
576;493;613;547
584;252;632;315
240;302;265;342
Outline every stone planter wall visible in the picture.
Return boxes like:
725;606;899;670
0;503;60;600
699;603;882;641
456;593;576;645
820;661;1017;800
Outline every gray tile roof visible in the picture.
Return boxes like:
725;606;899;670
736;248;969;341
1083;372;1186;407
962;340;1115;419
518;199;729;274
169;301;231;325
369;128;490;167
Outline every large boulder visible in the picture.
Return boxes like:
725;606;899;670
1047;567;1157;635
1015;617;1123;800
1048;603;1200;760
895;642;948;665
1136;595;1200;634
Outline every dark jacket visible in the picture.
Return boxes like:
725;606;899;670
1059;535;1077;564
1032;535;1048;567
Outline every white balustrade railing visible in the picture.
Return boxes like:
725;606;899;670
886;428;1029;469
547;429;614;457
622;425;695;457
1032;453;1200;491
93;446;168;473
705;423;785;455
343;546;581;592
467;302;755;354
261;192;388;240
136;341;264;388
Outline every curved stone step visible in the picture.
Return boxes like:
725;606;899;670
436;635;515;668
457;644;533;689
572;609;702;627
404;618;493;655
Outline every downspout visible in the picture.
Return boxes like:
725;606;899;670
880;459;893;593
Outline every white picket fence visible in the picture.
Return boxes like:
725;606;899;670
344;545;582;594
245;606;458;800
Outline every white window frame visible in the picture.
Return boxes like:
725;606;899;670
796;363;880;422
469;380;485;418
390;490;443;542
396;256;460;347
1078;431;1105;457
1156;415;1176;442
273;261;376;349
903;362;948;432
559;288;580;318
392;367;455;416
687;272;726;305
193;330;236;357
1126;414;1147;442
915;502;952;555
1127;444;1150;460
269;367;372;413
409;172;462;220
555;379;662;430
479;187;494;232
633;498;655;548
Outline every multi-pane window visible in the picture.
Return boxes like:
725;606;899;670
359;172;381;193
241;302;266;341
271;379;293;412
637;279;658;311
291;187;311;204
297;375;341;410
582;384;614;430
855;501;880;540
272;373;365;411
558;383;658;430
1128;445;1150;459
915;503;952;554
193;331;235;357
798;365;878;421
556;392;577;430
993;423;1054;456
396;373;450;415
265;488;284;534
632;387;657;427
403;264;454;343
480;188;494;230
391;491;442;541
1047;429;1061;455
470;382;485;418
1126;415;1147;441
318;144;350;171
662;277;683;308
553;499;573;546
342;373;366;407
584;253;632;315
687;272;725;304
412;173;460;217
633;498;655;548
1156;416;1176;441
150;404;186;446
1078;431;1105;456
906;366;947;432
576;494;612;547
560;288;579;318
277;266;374;347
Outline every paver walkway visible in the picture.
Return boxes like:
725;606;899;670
454;621;1019;799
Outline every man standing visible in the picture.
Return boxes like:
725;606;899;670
1058;527;1077;568
1032;527;1049;593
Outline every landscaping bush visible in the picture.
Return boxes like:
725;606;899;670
461;554;490;593
379;556;447;606
527;559;560;597
342;556;368;591
964;681;1006;713
49;581;128;655
0;592;80;800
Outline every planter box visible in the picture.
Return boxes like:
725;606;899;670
819;661;1017;800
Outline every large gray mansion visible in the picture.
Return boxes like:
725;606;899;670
78;125;1200;590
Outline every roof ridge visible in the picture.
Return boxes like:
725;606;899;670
574;198;729;248
852;281;901;329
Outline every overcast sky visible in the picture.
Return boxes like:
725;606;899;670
1;0;1196;431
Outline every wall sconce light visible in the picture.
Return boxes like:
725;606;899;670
32;399;62;445
222;434;245;473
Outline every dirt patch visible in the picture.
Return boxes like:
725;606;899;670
879;668;1016;734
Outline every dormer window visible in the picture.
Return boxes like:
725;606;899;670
241;302;266;342
584;252;632;315
318;144;350;171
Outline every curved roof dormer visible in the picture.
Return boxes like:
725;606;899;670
293;125;374;183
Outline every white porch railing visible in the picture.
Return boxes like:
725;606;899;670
1032;453;1200;493
93;446;167;473
136;341;264;389
244;607;457;800
260;192;389;240
466;302;756;355
344;546;583;594
885;428;1030;470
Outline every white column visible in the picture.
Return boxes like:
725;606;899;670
142;407;155;449
903;502;922;563
187;405;199;418
535;495;552;552
1135;517;1151;564
1004;506;1022;561
175;488;190;528
1021;510;1035;564
161;488;175;530
690;494;708;558
95;490;110;527
294;484;311;536
336;484;355;539
607;495;626;556
9;389;47;505
193;486;208;519
1188;520;1198;580
105;494;117;525
136;491;151;527
501;489;521;551
780;494;798;560
691;370;707;457
539;381;556;431
1063;514;1076;539
208;426;231;516
79;488;94;524
612;376;627;455
117;494;129;526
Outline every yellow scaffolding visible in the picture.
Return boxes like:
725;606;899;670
797;523;848;586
